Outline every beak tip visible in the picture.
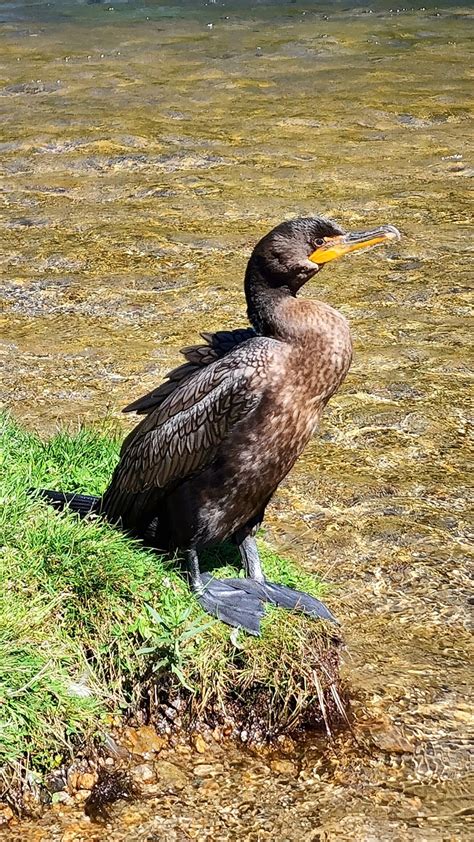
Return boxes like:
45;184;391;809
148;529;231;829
383;225;402;241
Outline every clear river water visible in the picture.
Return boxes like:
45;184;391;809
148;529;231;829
0;0;472;839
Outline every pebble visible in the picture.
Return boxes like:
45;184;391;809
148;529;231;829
193;763;224;777
269;759;297;776
122;725;166;757
191;733;207;754
154;760;188;790
131;763;156;785
73;789;90;804
76;772;97;791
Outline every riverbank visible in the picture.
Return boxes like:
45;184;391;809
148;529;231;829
0;412;344;818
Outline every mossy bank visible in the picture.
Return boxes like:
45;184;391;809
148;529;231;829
0;412;345;813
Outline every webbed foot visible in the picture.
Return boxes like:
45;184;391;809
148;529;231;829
236;536;338;624
197;573;265;636
258;580;338;624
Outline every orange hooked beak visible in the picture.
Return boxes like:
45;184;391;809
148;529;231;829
308;224;401;265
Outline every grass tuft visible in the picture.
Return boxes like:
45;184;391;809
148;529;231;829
0;411;343;790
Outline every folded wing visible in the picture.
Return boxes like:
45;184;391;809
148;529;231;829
122;328;256;416
102;336;276;528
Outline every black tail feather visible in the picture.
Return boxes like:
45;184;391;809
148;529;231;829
30;488;100;517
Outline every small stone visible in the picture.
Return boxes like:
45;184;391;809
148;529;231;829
76;772;97;791
193;763;223;777
44;771;67;793
66;770;79;792
0;806;14;825
192;734;207;754
154;760;188;790
131;763;156;785
52;792;74;806
122;725;166;756
269;759;297;776
74;789;91;804
370;725;414;754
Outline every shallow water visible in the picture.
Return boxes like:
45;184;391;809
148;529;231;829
1;0;473;839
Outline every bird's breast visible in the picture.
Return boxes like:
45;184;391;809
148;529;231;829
287;311;352;404
188;311;353;545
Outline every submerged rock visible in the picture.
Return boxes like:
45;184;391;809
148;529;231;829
154;760;188;791
269;758;298;776
193;763;224;777
130;763;156;785
369;725;415;754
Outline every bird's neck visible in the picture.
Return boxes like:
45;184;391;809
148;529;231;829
245;262;326;343
245;263;293;336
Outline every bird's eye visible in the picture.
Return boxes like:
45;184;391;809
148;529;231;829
314;238;324;247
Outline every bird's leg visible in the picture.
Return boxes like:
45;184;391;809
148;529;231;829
186;547;206;593
185;548;265;636
236;536;339;624
237;533;265;582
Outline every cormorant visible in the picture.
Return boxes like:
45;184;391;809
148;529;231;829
37;216;400;635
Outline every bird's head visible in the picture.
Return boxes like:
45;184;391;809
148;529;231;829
246;216;400;294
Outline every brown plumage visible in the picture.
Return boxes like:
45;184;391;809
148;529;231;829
37;216;399;634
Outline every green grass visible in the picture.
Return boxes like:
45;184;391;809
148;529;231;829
0;411;341;784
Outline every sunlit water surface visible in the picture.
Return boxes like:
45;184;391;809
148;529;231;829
1;0;472;839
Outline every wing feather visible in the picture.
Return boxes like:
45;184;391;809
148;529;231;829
109;369;261;498
102;336;283;527
122;327;256;416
